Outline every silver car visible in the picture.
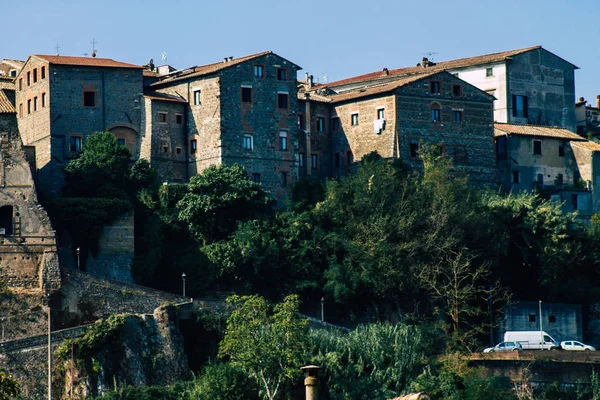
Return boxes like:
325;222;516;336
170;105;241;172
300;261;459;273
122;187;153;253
483;341;522;353
560;341;596;351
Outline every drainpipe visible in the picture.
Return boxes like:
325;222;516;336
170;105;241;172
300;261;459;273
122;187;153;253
305;95;312;176
101;70;106;131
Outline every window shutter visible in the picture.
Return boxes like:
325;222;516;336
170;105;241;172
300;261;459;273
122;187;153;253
523;96;528;118
512;95;517;117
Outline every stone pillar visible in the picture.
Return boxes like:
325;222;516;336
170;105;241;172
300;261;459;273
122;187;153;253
301;365;320;400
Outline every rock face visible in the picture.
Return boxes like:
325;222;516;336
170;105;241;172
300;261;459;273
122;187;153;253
59;305;190;399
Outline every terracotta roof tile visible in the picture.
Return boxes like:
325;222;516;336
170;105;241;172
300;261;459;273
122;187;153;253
33;55;142;69
0;90;16;114
321;46;567;89
151;51;300;87
143;91;187;103
494;123;585;141
570;140;600;152
143;70;161;77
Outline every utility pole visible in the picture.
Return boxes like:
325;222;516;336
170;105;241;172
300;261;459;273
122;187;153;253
539;300;543;349
488;284;493;346
47;294;52;400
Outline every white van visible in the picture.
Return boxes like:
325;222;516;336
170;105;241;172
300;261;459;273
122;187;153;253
504;331;558;350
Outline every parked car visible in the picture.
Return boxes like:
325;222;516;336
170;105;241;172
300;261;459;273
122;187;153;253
560;341;596;351
483;341;523;353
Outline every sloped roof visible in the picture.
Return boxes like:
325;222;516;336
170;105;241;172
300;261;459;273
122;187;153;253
32;55;142;69
570;140;600;152
494;123;585;140
151;51;300;87
143;91;187;103
321;46;575;89
143;70;161;77
0;59;25;69
0;77;14;90
0;90;16;114
326;72;438;103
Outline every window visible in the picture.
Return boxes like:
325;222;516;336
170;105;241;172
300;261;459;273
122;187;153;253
18;79;22;91
528;314;536;322
280;171;287;187
0;206;13;236
241;87;252;103
176;114;183;124
190;139;197;154
253;65;264;78
298;114;305;130
69;136;82;152
158;112;168;123
512;95;528;118
533;140;542;155
277;93;288;109
9;70;16;78
118;138;126;146
317;117;325;132
27;71;30;86
162;145;169;153
41;93;46;107
334;152;340;167
377;108;385;119
512;171;520;183
332;117;340;131
486;67;493;77
279;131;288;150
549;315;556;323
430;81;440;94
251;173;261;183
452;84;462;97
299;152;305;167
496;136;507;160
27;99;31;114
32;97;38;112
571;194;579;210
454;146;468;165
18;103;22;118
311;154;318;169
193;89;201;106
41;66;46;79
431;104;441;122
558;145;565;157
556;173;564;186
452;110;463;123
243;134;253;150
83;91;96;107
537;173;544;186
276;68;288;81
176;147;182;154
33;68;37;83
351;113;359;126
410;141;419;158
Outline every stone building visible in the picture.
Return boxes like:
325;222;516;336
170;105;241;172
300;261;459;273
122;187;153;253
494;123;600;219
316;46;577;131
299;70;498;186
0;59;24;79
575;96;600;137
15;55;144;198
0;78;59;293
149;51;302;197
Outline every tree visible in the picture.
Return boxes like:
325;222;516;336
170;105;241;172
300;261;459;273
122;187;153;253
177;164;274;244
0;369;20;400
218;294;308;400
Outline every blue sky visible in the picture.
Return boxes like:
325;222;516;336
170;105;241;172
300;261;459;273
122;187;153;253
5;0;600;104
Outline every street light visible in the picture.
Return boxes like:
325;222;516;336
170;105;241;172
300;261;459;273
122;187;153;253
321;297;325;322
182;272;187;297
76;247;80;270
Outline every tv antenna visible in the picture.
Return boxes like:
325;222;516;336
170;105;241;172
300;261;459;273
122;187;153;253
423;51;438;61
90;38;98;57
323;73;328;83
161;51;168;63
55;44;60;56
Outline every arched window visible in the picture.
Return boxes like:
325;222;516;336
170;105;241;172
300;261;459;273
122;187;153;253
431;103;441;122
0;206;14;235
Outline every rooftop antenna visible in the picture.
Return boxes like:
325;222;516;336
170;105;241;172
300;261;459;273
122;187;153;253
90;38;98;57
423;51;438;61
322;73;328;83
55;44;60;56
161;51;168;64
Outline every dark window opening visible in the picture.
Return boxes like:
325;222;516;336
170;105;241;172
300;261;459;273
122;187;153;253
0;206;13;236
277;93;288;109
251;173;261;183
281;171;287;187
559;145;565;157
533;140;542;155
117;138;126;146
452;85;462;97
410;142;419;158
83;91;96;107
332;117;340;131
549;315;556;323
334;152;340;167
430;81;440;94
311;154;318;170
512;95;528;118
241;87;252;103
176;114;183;124
277;68;288;81
190;139;197;154
453;110;463;123
317;117;325;132
572;194;579;210
528;314;536;322
70;136;82;152
299;152;305;167
41;66;46;79
512;171;520;183
298;114;305;130
176;147;182;154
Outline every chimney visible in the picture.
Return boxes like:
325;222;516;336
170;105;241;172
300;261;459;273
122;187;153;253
307;74;314;88
229;56;234;61
223;58;228;63
597;95;600;109
301;365;321;400
382;68;389;76
579;97;585;103
422;57;429;68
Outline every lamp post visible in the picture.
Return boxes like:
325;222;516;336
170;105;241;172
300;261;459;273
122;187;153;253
76;247;80;270
539;300;543;348
182;272;187;297
320;297;325;322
